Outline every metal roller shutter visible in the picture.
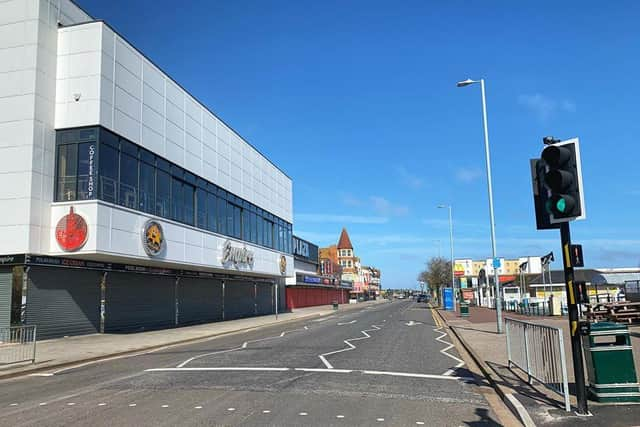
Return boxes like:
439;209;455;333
255;282;274;315
178;278;223;326
224;280;255;320
25;267;101;340
0;270;11;329
105;272;175;333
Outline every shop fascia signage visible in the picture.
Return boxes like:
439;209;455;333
293;237;310;258
222;240;255;268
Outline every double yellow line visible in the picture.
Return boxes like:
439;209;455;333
428;303;444;328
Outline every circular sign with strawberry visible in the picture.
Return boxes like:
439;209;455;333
55;206;88;251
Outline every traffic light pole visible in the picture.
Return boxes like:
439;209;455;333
560;222;588;415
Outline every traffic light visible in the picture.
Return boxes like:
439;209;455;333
530;158;560;230
540;138;585;223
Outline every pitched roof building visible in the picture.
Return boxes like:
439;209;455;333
337;228;353;249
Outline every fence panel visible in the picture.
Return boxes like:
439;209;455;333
0;326;37;365
505;318;570;411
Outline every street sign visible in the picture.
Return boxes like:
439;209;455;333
493;257;501;269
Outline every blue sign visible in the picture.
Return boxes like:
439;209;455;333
443;288;454;311
493;257;501;269
303;275;322;284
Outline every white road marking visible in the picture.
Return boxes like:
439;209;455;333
262;410;271;413
363;370;474;381
98;403;106;406
67;402;76;406
416;422;425;425
161;405;169;408
294;368;353;373
336;415;345;418
228;408;236;411
147;367;290;372
129;403;137;407
39;402;47;406
318;324;383;369
9;403;18;406
177;326;309;368
299;412;308;416
29;373;54;377
194;406;203;409
337;320;357;325
377;418;385;422
405;320;422;326
312;318;330;322
433;327;466;373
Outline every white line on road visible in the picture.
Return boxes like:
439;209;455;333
176;326;309;368
362;370;474;381
144;365;475;382
29;373;54;377
147;367;290;372
318;325;383;369
433;327;465;373
337;320;357;325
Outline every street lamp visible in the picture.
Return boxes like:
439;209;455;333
456;78;503;333
437;204;455;312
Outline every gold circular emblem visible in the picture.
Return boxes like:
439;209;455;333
279;255;287;275
142;220;165;256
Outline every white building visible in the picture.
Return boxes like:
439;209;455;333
0;1;293;337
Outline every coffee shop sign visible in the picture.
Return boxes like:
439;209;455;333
222;240;254;268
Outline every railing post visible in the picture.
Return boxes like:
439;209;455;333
523;323;532;383
31;325;37;363
505;319;512;367
557;328;571;412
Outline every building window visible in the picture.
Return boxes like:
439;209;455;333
54;126;292;253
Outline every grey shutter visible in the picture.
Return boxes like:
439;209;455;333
223;280;255;320
105;272;175;333
178;278;223;325
0;270;11;329
255;282;274;315
25;267;101;339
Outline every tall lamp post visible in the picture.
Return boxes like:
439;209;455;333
457;78;503;333
437;204;455;312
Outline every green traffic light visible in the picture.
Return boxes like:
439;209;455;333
556;198;566;213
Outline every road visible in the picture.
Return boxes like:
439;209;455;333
0;300;504;426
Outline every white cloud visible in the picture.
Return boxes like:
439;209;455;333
341;193;363;207
518;93;576;121
455;168;483;183
294;213;389;224
396;166;424;189
370;196;409;216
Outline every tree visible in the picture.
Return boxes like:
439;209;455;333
417;257;452;304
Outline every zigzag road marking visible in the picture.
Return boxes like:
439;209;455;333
318;324;383;369
177;326;309;368
429;304;465;375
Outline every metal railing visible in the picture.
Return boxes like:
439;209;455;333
0;326;37;365
505;318;570;411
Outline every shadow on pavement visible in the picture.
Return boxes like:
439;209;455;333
463;407;502;426
449;325;501;335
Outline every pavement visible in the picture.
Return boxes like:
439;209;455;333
436;305;640;427
0;300;517;426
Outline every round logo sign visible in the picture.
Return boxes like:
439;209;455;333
142;220;165;257
55;206;88;251
279;255;287;275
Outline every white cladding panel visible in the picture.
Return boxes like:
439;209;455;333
55;22;292;223
50;201;293;278
0;0;90;256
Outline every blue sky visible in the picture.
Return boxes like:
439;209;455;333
79;0;640;289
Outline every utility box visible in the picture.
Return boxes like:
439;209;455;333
459;302;470;317
581;322;640;403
